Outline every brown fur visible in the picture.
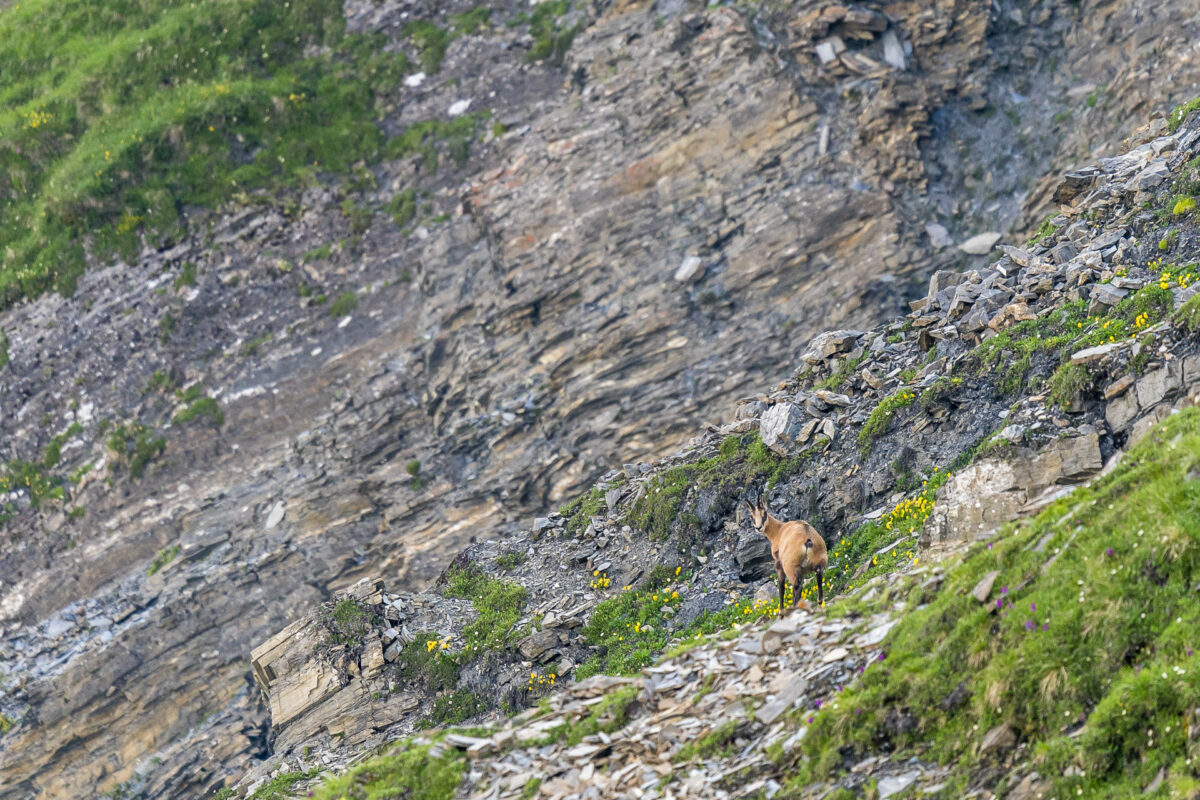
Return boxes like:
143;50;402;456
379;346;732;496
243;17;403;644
743;495;829;614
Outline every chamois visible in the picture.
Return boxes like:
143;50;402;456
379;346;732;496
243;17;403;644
743;494;828;615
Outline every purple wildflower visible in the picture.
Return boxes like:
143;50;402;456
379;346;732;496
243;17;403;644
987;543;993;550
808;717;814;724
877;651;887;662
1025;620;1036;632
1106;548;1114;556
1042;624;1048;631
1001;586;1008;594
1031;602;1037;612
856;709;863;715
814;699;823;709
996;599;1002;609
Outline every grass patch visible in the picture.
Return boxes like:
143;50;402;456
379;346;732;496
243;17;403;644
328;290;357;318
0;330;8;369
173;386;224;428
0;0;414;308
674;719;741;762
576;569;691;678
105;422;166;479
526;0;578;65
495;551;526;571
815;349;869;390
324;596;370;646
1026;214;1060;246
1046;362;1091;409
418;690;484;730
146;544;180;576
443;567;528;654
799;406;1200;797
450;7;491;35
858;390;916;454
1168;96;1200;133
919;377;962;408
311;743;463;800
533;685;641;745
1173;292;1200;333
42;422;82;469
395;633;460;694
246;769;319;800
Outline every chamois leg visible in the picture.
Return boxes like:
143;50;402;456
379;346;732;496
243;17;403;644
817;568;825;607
776;567;785;617
793;572;802;608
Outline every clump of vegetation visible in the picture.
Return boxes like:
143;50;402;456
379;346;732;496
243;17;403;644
0;0;415;309
385;112;489;174
796;407;1200;798
146;544;180;576
495;551;526;571
919;376;962;408
822;468;949;598
310;743;464;800
450;7;491;35
246;769;320;800
173;385;224;428
443;567;528;654
0;713;15;736
395;633;460;694
0;330;8;369
525;0;579;65
388;188;418;227
1046;362;1091;409
815;349;869;390
576;566;691;678
417;690;484;729
674;720;741;763
1173;196;1196;216
106;422;166;479
403;20;452;74
858;390;916;454
1025;214;1060;246
620;434;816;543
174;261;198;291
560;485;609;537
328;290;357;318
240;332;272;357
533;685;641;745
323;596;371;647
1173;291;1200;332
1168;95;1200;132
42;422;83;469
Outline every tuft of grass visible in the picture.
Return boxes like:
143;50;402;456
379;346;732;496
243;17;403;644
328;290;357;318
858;390;916;454
395;633;460;694
1025;214;1060;246
417;690;483;730
174;261;197;290
815;349;869;390
310;744;463;800
1173;196;1197;216
526;0;578;65
404;20;452;74
1046;362;1091;409
450;7;491;35
801;407;1200;797
146;544;180;576
324;596;370;646
173;385;224;427
559;485;608;537
674;720;740;763
387;188;418;227
0;330;8;369
495;551;526;571
534;685;640;746
106;422;166;479
1168;96;1200;133
1173;292;1200;333
919;376;962;408
247;769;320;800
42;422;82;469
443;567;528;654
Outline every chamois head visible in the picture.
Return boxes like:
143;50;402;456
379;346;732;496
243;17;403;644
742;494;769;532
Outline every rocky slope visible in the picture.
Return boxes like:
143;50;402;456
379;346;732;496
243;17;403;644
4;0;1200;797
227;102;1200;799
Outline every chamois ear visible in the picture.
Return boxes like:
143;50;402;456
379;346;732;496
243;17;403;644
741;499;753;515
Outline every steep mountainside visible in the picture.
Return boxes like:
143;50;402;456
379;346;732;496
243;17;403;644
2;0;1200;797
237;102;1200;799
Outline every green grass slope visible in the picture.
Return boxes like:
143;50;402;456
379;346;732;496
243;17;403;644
0;0;409;306
798;406;1200;798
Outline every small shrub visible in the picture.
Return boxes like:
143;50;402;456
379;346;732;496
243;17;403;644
328;291;357;318
325;597;370;646
147;544;180;576
404;20;452;74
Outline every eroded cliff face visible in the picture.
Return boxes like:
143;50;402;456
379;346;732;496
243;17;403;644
1;0;1198;797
